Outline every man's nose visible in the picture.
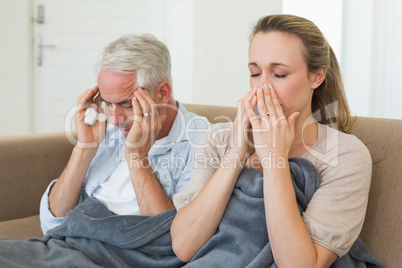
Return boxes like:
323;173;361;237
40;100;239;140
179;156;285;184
109;106;125;126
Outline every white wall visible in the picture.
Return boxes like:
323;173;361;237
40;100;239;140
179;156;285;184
341;0;374;118
0;0;33;136
166;0;282;107
283;0;343;65
342;0;402;119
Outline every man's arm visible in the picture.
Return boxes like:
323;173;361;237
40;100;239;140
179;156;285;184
127;158;174;215
48;147;97;217
48;86;107;217
124;88;175;216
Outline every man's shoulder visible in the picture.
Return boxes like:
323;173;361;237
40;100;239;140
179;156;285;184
168;102;211;146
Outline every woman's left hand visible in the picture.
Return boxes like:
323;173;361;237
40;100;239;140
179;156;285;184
244;84;299;161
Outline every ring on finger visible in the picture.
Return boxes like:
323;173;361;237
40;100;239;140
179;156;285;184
259;112;270;118
143;112;152;117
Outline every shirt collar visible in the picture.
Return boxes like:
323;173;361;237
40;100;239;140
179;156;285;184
148;101;192;156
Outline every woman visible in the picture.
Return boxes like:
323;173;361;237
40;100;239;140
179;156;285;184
171;14;372;267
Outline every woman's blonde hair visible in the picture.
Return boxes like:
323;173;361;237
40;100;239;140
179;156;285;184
250;14;355;133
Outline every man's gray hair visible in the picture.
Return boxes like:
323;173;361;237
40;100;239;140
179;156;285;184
97;34;172;95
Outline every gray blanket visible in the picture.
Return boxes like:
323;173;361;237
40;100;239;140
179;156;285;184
0;158;383;267
0;200;183;268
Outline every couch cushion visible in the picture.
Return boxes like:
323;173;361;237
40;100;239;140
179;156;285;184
351;117;402;268
0;215;43;240
0;133;74;222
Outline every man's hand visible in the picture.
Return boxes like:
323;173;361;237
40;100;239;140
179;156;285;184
124;88;166;162
75;86;107;152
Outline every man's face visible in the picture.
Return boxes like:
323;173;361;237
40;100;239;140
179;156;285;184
97;69;138;136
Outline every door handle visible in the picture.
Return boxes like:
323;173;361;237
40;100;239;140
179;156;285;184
35;5;45;24
37;35;56;66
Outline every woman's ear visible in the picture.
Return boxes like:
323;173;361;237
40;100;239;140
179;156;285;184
154;82;172;104
311;67;327;89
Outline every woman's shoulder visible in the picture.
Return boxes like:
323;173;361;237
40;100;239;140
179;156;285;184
204;122;233;147
322;124;370;157
305;123;372;169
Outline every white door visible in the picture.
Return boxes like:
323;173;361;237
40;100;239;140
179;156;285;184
33;0;166;134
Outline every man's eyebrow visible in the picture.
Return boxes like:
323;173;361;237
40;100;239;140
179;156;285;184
117;100;132;105
100;96;131;105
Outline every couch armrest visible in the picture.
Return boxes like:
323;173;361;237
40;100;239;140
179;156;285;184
0;133;74;221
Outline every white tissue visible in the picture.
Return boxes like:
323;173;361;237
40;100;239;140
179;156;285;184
84;108;98;126
84;108;107;125
98;113;106;122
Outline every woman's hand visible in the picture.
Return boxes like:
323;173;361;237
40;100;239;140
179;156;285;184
229;87;258;163
75;86;107;151
245;84;299;161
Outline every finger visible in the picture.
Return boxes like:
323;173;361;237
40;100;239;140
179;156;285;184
245;86;258;102
287;112;300;136
134;90;151;117
249;94;258;121
269;85;284;118
256;85;269;119
150;102;161;125
131;95;143;118
135;90;161;144
244;99;260;128
77;86;98;111
85;86;99;102
239;85;258;103
96;106;108;135
137;88;156;108
263;84;276;118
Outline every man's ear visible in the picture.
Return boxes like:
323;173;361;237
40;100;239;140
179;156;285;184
311;67;327;89
154;82;172;104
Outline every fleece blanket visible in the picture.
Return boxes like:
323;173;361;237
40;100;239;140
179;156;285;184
0;158;383;267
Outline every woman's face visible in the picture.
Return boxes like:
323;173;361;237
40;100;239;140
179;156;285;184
248;31;319;118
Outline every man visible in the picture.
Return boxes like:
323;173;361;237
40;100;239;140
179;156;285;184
39;34;209;234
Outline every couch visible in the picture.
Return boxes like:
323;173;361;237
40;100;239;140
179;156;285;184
0;103;401;267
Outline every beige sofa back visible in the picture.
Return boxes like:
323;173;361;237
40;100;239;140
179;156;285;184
0;133;74;222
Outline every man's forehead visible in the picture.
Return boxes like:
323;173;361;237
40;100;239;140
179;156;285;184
97;70;139;104
99;94;133;105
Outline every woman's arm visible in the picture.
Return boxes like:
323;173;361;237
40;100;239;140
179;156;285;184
263;163;337;268
171;90;258;262
171;149;245;262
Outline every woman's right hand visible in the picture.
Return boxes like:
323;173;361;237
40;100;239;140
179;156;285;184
230;87;258;162
74;86;107;151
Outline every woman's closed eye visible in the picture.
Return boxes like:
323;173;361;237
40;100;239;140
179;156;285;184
250;73;261;78
274;73;287;78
